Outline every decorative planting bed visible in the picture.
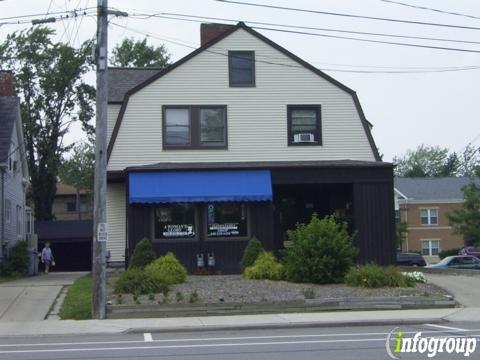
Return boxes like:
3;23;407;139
106;275;455;319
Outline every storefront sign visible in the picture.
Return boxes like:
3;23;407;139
208;223;240;237
162;224;195;238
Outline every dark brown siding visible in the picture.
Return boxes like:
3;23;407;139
127;202;275;273
353;181;396;265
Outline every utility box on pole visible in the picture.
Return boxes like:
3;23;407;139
92;0;108;319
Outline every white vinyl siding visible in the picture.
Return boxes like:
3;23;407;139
106;183;126;263
107;104;121;145
108;28;376;171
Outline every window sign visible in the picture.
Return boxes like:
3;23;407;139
207;203;247;238
155;204;196;239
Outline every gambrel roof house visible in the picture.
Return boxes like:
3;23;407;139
106;22;395;272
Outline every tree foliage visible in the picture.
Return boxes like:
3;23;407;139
394;144;480;178
393;145;458;177
0;27;95;220
59;141;94;192
110;38;170;68
396;221;408;250
447;183;480;246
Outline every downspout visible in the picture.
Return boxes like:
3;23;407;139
1;167;5;259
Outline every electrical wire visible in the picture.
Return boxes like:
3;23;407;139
380;0;480;21
215;0;480;31
109;22;480;74
125;13;480;54
127;11;480;46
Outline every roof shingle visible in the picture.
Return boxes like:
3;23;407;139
108;67;162;103
394;177;480;201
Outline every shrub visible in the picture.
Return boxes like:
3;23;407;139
0;261;13;276
402;271;427;284
145;252;187;286
129;238;157;269
189;291;199;303
303;287;316;299
240;236;265;271
438;248;461;259
114;269;167;294
345;263;414;288
283;215;358;284
244;252;285;280
8;241;29;274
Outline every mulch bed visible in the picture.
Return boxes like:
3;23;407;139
107;275;450;306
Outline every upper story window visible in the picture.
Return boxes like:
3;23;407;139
420;208;438;225
287;105;322;146
4;199;11;224
229;51;255;87
163;106;227;149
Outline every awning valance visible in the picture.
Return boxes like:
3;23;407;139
128;170;272;204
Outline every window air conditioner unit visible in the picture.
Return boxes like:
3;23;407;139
293;133;315;143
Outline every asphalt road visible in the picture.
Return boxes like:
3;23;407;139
1;322;479;360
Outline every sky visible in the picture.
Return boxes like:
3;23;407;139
1;0;479;161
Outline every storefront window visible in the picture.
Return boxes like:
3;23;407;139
207;203;247;238
154;204;196;239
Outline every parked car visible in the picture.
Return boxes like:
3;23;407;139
426;255;480;270
396;252;426;267
459;246;480;259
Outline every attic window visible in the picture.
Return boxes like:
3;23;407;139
228;51;255;87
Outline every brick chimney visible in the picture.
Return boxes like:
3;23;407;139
0;71;14;97
200;23;235;46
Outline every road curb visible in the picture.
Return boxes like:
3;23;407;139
123;317;449;335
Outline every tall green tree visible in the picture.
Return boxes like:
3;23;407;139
396;221;408;250
393;145;459;177
58;141;94;220
110;38;170;68
458;144;480;177
447;183;480;246
0;27;95;220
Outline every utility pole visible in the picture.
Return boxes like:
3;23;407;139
92;0;108;319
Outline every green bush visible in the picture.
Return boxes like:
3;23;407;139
0;261;13;276
145;252;187;286
244;252;285;280
439;248;461;259
8;241;29;274
345;263;414;288
129;238;157;269
283;215;358;284
240;236;265;271
114;269;167;294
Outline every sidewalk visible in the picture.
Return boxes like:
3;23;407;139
0;272;87;322
0;307;476;337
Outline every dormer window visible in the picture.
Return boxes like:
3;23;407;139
229;51;255;87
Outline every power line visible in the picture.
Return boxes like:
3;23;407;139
215;0;480;31
380;0;480;21
109;22;480;74
125;13;480;54
128;11;480;46
0;7;96;21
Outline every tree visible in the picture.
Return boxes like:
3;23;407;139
0;27;95;220
447;183;480;246
58;141;94;220
458;144;480;177
396;221;408;250
110;38;170;68
393;145;459;177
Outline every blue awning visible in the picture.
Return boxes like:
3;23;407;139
129;170;272;204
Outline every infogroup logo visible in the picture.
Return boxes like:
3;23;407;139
385;327;477;358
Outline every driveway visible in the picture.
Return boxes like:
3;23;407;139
426;273;480;308
0;272;87;322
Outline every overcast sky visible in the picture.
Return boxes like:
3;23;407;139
1;0;479;161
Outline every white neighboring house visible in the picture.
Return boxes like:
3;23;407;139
0;71;31;260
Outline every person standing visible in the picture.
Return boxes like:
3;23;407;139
41;242;55;274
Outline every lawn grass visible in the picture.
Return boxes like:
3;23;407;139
59;274;92;320
0;274;22;284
